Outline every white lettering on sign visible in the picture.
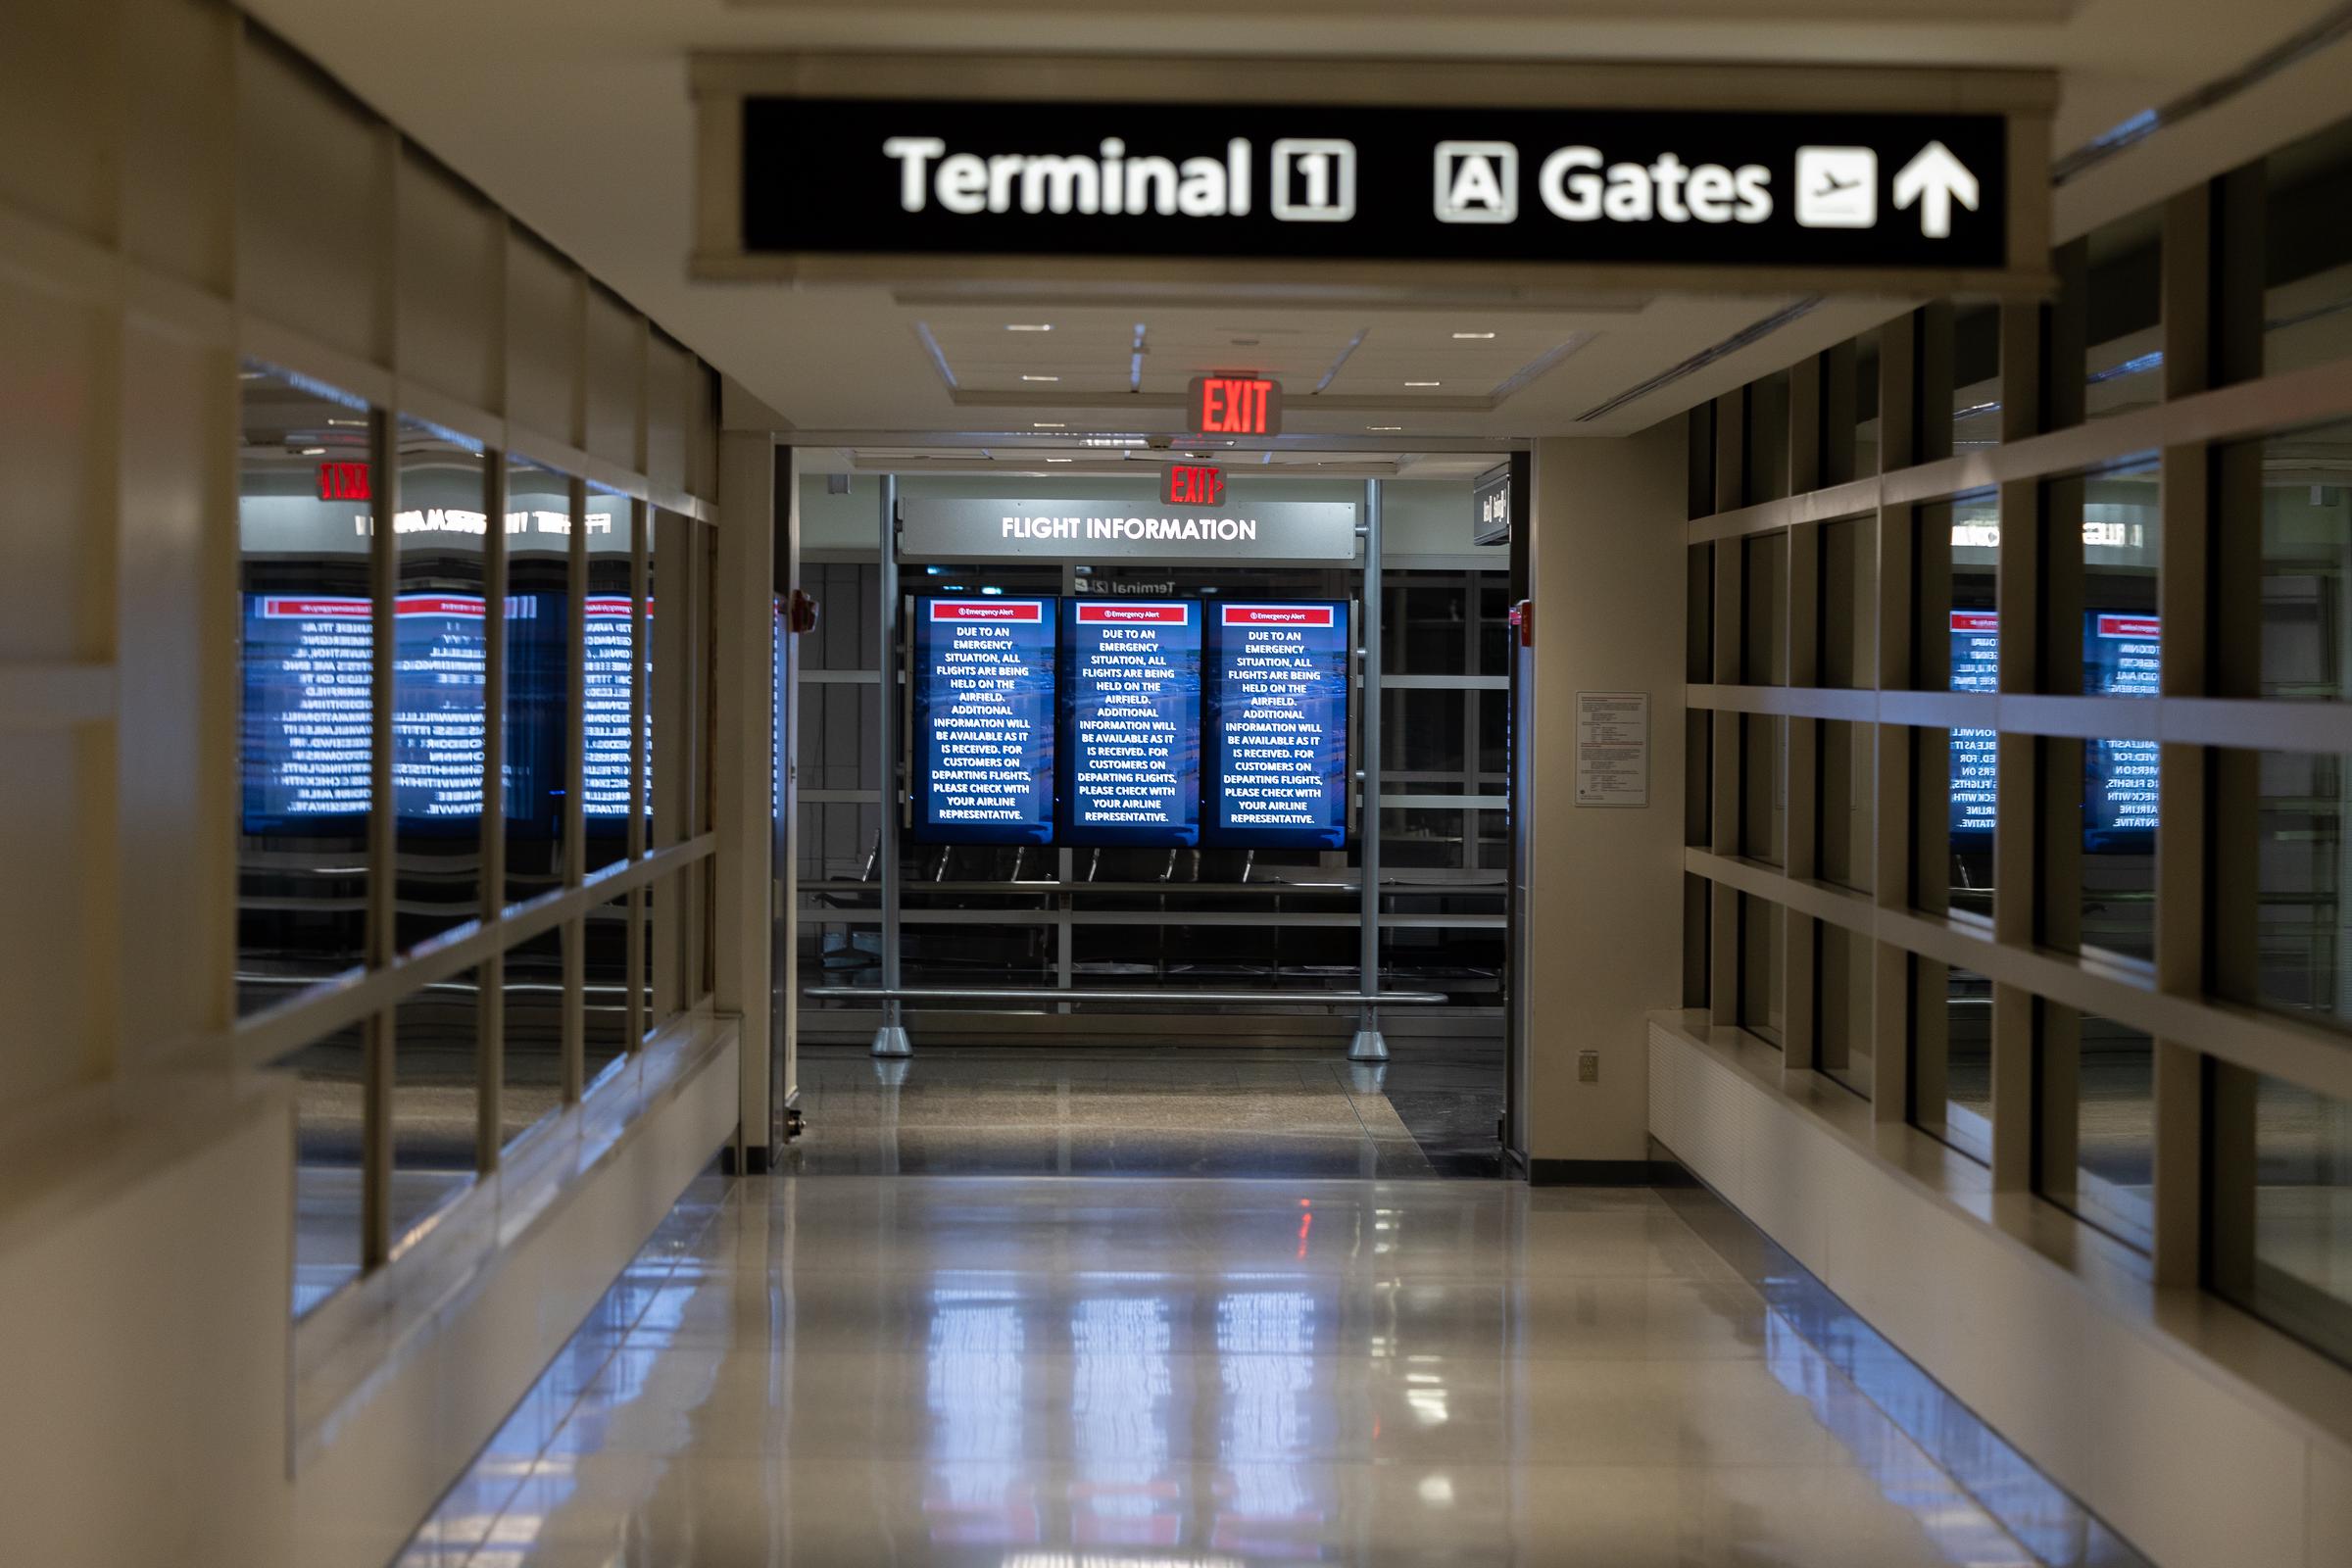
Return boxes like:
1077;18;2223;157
885;136;1251;218
1539;148;1773;224
997;515;1261;543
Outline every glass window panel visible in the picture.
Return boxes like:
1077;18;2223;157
278;1021;365;1316
1819;515;1876;689
1912;956;1991;1165
2250;749;2352;1031
1818;922;1873;1100
393;419;487;952
1951;304;2002;453
582;486;634;873
2081;739;2157;962
1917;726;1995;921
1381;807;1471;871
237;367;373;1014
2231;1072;2352;1365
1746;368;1790;504
1917;495;1999;692
2038;1004;2152;1252
501;925;565;1151
2255;419;2352;700
391;969;478;1250
506;459;572;905
1852;333;1881;478
1688;543;1714;683
1741;714;1786;866
2263;117;2352;376
585;897;631;1092
2082;210;2163;421
1818;720;1874;894
1476;581;1509;675
1383;575;1468;676
1685;710;1712;850
1382;686;1465;775
1738;894;1785;1047
1683;873;1711;1008
1477;686;1506;776
1742;531;1787;684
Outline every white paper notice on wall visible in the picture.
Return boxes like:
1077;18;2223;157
1575;692;1649;808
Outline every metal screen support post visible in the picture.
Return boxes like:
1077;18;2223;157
871;473;911;1058
1351;478;1389;1063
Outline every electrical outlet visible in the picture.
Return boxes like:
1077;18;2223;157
1578;1051;1599;1084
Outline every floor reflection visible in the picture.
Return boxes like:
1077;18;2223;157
401;1174;2152;1567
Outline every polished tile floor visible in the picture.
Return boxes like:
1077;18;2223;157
785;1043;1505;1179
401;1172;2147;1567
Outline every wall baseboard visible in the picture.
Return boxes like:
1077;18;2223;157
1527;1157;1692;1187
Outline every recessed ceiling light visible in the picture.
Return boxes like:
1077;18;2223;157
1020;374;1060;382
1046;458;1073;464
1005;322;1054;332
1033;421;1066;428
1404;380;1442;387
297;446;326;455
1368;425;1402;431
1451;331;1496;340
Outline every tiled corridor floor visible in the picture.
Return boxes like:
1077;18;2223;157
400;1172;2147;1567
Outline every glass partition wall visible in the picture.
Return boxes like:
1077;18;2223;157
1683;109;2352;1372
238;368;714;1318
796;544;1508;1046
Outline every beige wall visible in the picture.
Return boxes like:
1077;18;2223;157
1523;426;1690;1165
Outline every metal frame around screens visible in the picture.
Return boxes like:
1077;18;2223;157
833;477;1426;1055
1680;141;2352;1345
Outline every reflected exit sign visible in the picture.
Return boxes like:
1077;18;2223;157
1161;464;1225;507
317;461;370;502
1188;375;1282;437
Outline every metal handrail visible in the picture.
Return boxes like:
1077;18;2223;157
805;986;1448;1007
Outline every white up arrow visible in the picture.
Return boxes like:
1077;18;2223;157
1892;141;1979;239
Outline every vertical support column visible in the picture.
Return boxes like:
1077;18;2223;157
563;474;588;1106
715;430;778;1156
871;474;909;1058
1351;480;1388;1062
1782;515;1821;1075
1872;314;1918;1132
1708;526;1741;1026
363;405;398;1269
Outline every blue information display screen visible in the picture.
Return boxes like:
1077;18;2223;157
1948;610;1999;838
913;597;1058;845
1060;600;1200;847
1203;601;1350;850
2084;612;2160;846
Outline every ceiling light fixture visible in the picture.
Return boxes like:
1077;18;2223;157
1451;331;1496;340
1404;380;1442;387
1368;425;1402;431
1005;322;1054;332
1046;457;1074;464
1033;421;1066;428
1020;374;1060;382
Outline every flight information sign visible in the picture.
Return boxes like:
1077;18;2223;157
242;594;376;828
1061;601;1200;847
913;597;1058;844
1949;610;1999;837
2084;612;2160;847
581;595;642;819
1203;601;1350;849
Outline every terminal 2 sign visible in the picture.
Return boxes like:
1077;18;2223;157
694;56;2054;293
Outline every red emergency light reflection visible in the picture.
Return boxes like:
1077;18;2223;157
317;461;370;502
1161;463;1226;507
1188;375;1282;437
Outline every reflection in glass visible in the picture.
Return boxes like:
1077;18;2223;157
2230;1073;2352;1365
584;896;630;1092
1913;956;1992;1165
1950;304;2001;452
506;459;572;906
2038;1004;2153;1251
282;1021;365;1316
583;485;634;874
1818;720;1873;895
237;366;373;1012
2263;118;2352;376
1741;714;1786;865
503;925;566;1150
1818;923;1873;1099
1740;894;1785;1048
2082;211;2163;420
1742;530;1787;684
2256;419;2352;700
2081;742;2156;962
1819;515;1875;689
2250;750;2352;1033
393;420;488;951
392;970;479;1250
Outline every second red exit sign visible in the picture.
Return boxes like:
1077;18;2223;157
1160;464;1225;507
1187;374;1282;438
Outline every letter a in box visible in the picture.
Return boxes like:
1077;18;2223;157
1187;375;1283;438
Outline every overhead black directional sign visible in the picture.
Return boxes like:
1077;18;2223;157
737;98;2010;271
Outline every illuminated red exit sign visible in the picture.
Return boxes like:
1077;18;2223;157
317;461;370;502
1161;464;1225;508
1188;374;1282;437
